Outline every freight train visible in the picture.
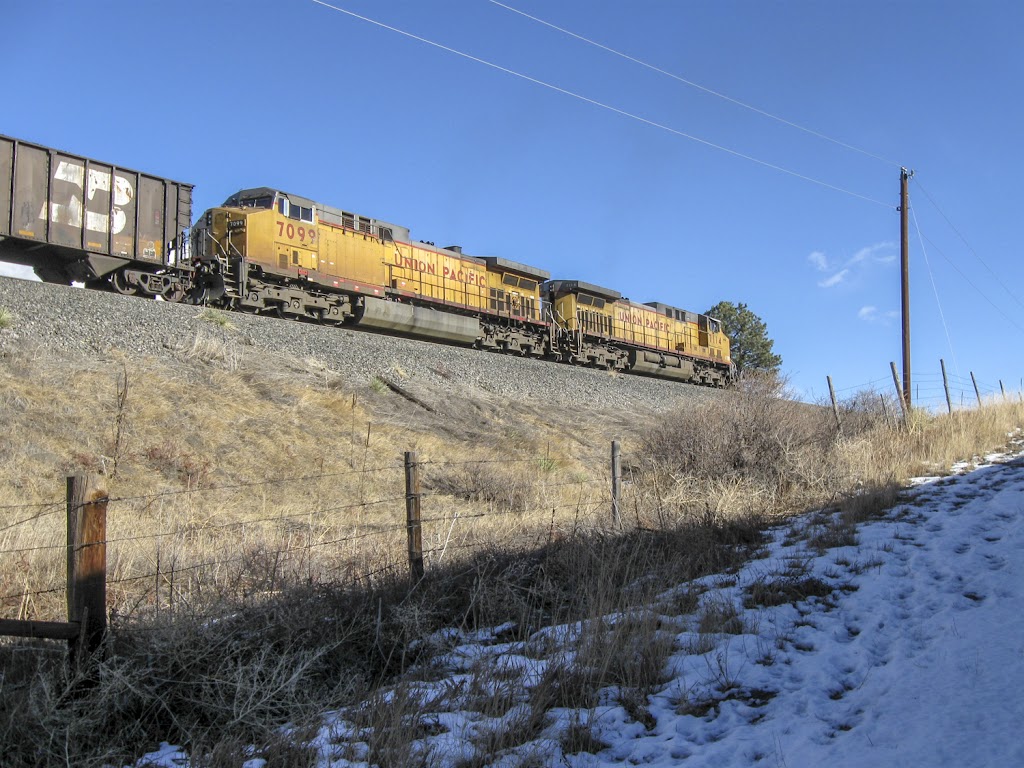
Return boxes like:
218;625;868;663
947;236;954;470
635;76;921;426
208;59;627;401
0;135;735;387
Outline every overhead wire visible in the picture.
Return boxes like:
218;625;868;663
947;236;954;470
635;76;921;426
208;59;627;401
487;0;903;169
917;230;1024;336
914;177;1024;314
309;0;891;208
910;202;960;379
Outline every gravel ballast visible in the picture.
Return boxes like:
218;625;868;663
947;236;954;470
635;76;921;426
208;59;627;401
0;276;724;413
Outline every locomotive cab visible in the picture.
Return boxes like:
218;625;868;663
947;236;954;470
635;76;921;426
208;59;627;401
193;188;320;275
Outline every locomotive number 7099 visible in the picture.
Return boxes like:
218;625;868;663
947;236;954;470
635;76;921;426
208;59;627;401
277;221;316;243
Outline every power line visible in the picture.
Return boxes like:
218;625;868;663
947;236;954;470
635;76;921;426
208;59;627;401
910;202;960;379
918;230;1024;336
487;0;902;169
913;177;1024;314
310;1;891;208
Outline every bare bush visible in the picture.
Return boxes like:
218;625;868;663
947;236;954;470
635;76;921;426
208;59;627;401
639;374;840;516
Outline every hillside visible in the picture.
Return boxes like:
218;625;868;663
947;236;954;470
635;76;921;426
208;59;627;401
0;275;724;418
3;274;1024;767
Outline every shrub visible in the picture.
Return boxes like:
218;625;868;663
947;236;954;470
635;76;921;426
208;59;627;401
639;373;840;516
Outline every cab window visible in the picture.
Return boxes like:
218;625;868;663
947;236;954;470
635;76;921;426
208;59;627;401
290;205;313;223
240;195;273;209
278;198;314;223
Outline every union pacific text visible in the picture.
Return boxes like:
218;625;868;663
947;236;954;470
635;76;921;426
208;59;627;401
393;253;483;285
616;309;670;333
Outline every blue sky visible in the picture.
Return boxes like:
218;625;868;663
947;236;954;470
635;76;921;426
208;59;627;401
3;0;1022;405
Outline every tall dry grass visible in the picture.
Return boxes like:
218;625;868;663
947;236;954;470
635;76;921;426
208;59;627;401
2;334;1023;766
638;373;1024;523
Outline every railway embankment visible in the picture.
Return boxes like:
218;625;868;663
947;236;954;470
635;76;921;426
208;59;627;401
0;275;725;415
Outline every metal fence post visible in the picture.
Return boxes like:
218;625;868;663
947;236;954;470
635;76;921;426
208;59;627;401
611;440;622;528
941;359;953;414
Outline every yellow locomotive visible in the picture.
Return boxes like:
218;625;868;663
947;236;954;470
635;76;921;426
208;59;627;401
545;281;732;386
191;187;550;355
190;186;734;387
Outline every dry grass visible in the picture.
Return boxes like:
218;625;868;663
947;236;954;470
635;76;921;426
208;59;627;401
1;335;1023;766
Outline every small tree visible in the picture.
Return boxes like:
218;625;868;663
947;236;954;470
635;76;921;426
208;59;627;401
705;301;782;378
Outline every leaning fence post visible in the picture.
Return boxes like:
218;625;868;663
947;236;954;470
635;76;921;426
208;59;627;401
404;452;424;582
971;372;982;406
66;474;107;663
1000;380;1007;401
827;376;842;435
890;362;909;425
940;359;953;415
611;440;622;528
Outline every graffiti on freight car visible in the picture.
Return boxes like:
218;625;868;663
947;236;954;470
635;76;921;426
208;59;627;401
40;161;135;235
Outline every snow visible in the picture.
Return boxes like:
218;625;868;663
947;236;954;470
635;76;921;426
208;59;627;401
0;262;39;282
131;442;1024;767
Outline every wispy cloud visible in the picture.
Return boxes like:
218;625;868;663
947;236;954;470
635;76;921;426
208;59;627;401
809;241;896;289
819;269;849;288
858;305;899;324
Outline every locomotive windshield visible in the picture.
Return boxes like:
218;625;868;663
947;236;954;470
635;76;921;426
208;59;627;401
240;195;274;209
222;191;274;209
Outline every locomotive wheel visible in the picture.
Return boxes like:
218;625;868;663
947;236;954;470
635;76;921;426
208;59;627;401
110;271;139;296
162;283;186;303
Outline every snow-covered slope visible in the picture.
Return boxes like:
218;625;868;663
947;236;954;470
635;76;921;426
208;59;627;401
134;442;1024;767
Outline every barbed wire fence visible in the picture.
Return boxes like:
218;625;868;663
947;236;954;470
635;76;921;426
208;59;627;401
3;364;1021;660
824;359;1022;432
0;443;622;660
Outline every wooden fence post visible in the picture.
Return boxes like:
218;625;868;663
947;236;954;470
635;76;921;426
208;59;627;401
827;376;842;435
890;362;909;425
404;452;424;582
879;394;893;429
611;440;622;528
940;359;953;415
971;372;982;406
66;474;107;662
1000;380;1007;401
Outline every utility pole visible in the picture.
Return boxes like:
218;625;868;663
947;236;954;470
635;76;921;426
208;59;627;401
900;167;914;410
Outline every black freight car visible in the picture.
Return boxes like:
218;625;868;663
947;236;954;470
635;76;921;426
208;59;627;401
0;135;192;294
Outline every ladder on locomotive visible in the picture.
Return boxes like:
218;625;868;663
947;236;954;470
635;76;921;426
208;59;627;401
548;305;585;358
